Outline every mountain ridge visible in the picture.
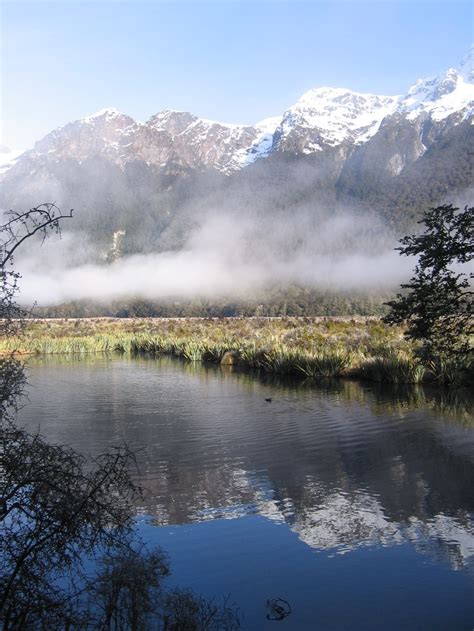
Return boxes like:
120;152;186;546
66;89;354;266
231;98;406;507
4;46;472;176
1;48;472;261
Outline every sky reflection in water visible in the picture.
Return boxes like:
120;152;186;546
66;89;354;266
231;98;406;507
18;355;474;629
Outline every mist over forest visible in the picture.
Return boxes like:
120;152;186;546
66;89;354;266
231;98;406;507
16;196;417;308
2;47;473;315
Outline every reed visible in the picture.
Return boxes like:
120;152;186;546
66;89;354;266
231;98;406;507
261;347;304;375
1;317;459;384
428;355;473;386
358;350;425;384
296;351;351;379
181;341;205;362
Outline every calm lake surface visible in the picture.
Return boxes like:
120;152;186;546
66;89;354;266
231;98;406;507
18;355;474;630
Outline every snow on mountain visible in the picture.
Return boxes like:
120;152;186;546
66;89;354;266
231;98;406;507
24;107;139;165
132;109;258;173
291;492;474;570
147;109;196;134
173;116;256;172
276;88;399;151
82;106;128;124
215;472;474;570
3;47;473;175
274;46;473;154
400;66;474;122
244;116;281;165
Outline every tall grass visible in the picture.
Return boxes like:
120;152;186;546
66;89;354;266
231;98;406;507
428;355;473;386
296;351;351;379
358;350;425;384
1;317;459;384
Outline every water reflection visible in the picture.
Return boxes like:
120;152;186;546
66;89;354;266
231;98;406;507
18;355;474;575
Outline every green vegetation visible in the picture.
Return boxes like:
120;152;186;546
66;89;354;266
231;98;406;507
358;349;425;384
0;207;241;630
1;316;435;384
384;204;473;384
34;286;394;318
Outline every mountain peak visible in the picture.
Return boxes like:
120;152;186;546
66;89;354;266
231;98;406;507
406;68;459;101
402;53;474;122
277;86;398;150
147;110;198;134
3;49;473;176
82;107;126;122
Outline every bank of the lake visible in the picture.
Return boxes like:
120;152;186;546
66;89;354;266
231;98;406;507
0;316;435;384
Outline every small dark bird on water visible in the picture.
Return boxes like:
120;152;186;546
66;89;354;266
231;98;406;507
265;397;272;402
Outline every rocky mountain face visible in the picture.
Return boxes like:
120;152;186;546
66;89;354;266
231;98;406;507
1;47;472;250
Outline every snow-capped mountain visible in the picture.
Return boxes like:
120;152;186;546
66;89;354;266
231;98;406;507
1;48;472;252
274;89;399;153
399;46;474;122
31;107;138;163
274;46;473;157
4;47;472;176
23;106;267;174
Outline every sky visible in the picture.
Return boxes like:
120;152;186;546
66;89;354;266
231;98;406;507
1;0;473;150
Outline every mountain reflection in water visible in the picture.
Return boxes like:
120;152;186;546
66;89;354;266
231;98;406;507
18;355;474;577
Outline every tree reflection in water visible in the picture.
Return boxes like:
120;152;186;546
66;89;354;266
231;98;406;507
0;358;240;630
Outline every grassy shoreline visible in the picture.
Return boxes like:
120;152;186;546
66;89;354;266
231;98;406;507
0;316;433;384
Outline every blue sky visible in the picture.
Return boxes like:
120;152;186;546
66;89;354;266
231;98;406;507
1;0;473;150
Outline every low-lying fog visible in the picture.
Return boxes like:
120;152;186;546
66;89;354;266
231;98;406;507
15;207;416;305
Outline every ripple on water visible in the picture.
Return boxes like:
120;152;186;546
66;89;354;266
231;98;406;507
18;356;474;565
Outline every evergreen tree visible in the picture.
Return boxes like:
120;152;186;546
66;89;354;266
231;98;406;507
383;205;473;372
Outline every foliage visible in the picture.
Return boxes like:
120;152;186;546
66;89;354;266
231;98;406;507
33;286;395;318
0;203;73;335
384;204;473;378
0;415;141;629
0;356;26;420
337;121;474;228
0;316;435;384
0;360;242;630
0;336;143;628
296;351;351;379
0;206;240;630
357;349;425;384
162;590;240;631
88;547;170;630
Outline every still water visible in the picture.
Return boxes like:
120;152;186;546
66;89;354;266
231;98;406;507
18;355;474;630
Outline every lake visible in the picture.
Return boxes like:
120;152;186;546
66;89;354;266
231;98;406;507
18;354;474;630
